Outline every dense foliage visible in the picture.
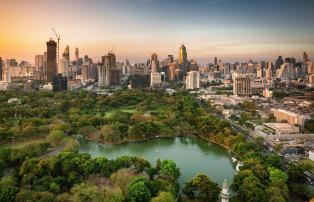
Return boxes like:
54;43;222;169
0;89;312;201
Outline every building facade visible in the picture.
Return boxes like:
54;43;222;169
185;71;200;90
233;73;252;96
46;39;57;82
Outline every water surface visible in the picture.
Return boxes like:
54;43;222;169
79;137;236;186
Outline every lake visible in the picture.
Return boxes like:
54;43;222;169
79;137;236;187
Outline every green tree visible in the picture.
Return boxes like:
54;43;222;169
183;174;221;202
128;177;151;202
71;182;101;202
151;191;175;202
238;175;266;202
268;167;288;183
159;160;180;182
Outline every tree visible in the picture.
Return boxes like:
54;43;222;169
46;130;65;146
159;160;180;182
151;192;175;202
71;182;101;202
183;174;221;202
238;175;266;202
110;169;136;197
267;167;288;183
128;177;151;202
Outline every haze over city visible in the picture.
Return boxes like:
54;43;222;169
1;0;314;64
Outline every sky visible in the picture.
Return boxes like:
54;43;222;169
1;0;314;64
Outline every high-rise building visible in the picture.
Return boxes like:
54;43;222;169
151;53;158;73
59;46;70;76
35;55;44;71
46;39;57;82
307;62;314;75
233;73;252;96
150;72;162;88
303;52;309;64
256;63;263;78
275;56;283;71
266;61;272;80
276;63;295;81
98;53;118;86
179;44;188;76
214;57;218;66
52;74;67;92
0;57;3;81
75;47;79;61
185;71;200;90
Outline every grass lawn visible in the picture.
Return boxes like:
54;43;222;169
299;159;314;173
105;107;137;118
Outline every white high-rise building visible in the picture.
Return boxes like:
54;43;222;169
150;72;162;87
185;71;200;90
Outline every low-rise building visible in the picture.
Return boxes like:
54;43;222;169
263;123;300;135
272;108;310;127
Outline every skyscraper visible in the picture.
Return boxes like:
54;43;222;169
233;73;252;96
214;57;218;66
98;53;118;86
151;53;158;73
266;61;272;80
179;44;188;76
275;56;283;71
46;39;57;82
0;57;3;81
75;47;79;61
35;55;44;71
185;71;200;90
60;45;70;76
303;52;309;64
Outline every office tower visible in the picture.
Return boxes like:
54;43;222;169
46;39;57;82
233;73;252;96
150;72;162;87
60;46;70;76
35;55;44;71
307;62;314;75
151;53;158;73
276;63;295;81
179;44;188;76
52;74;67;92
130;74;150;89
303;52;309;64
0;57;2;81
189;60;199;72
266;61;272;80
98;53;118;86
43;52;47;80
168;62;178;81
256;63;263;78
81;64;90;81
75;47;79;61
185;71;200;90
275;56;283;70
214;57;218;66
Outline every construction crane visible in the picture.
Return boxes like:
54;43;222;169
52;28;61;68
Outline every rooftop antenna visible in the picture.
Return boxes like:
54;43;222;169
52;27;61;68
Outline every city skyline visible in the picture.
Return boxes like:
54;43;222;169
1;0;314;64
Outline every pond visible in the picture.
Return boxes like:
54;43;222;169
79;137;236;187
